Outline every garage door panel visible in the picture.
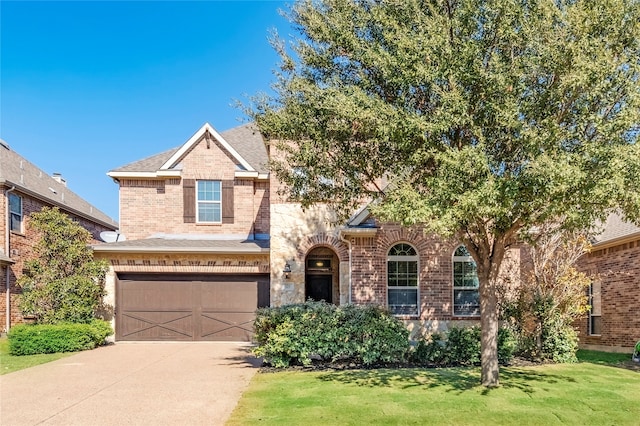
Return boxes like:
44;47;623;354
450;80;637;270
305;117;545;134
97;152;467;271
200;281;257;312
116;274;269;341
119;312;194;340
120;281;193;310
200;312;254;341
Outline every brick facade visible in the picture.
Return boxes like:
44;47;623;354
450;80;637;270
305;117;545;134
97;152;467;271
0;188;115;330
118;135;269;240
577;238;640;352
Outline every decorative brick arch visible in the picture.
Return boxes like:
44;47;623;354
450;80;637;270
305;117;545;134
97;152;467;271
297;233;349;262
374;226;434;256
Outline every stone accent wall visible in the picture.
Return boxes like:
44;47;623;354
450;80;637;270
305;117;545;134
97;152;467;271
577;238;640;351
0;189;115;330
269;203;345;306
118;134;270;240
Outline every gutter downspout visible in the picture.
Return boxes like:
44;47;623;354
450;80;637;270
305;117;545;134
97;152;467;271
5;186;15;333
339;231;352;304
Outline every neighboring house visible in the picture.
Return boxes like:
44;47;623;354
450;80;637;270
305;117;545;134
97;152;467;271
0;139;118;333
577;214;640;353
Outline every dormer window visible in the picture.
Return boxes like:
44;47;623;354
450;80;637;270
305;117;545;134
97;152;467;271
197;180;222;223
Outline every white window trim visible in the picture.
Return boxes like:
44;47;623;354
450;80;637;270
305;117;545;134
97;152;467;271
452;246;480;317
588;282;602;336
196;180;222;224
9;193;23;233
387;242;420;317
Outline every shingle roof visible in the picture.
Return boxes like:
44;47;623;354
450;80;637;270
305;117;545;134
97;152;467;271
93;237;269;254
0;143;118;229
593;213;640;246
221;123;269;174
110;146;180;173
109;123;268;174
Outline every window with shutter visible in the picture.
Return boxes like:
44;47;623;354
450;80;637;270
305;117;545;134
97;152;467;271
183;179;196;223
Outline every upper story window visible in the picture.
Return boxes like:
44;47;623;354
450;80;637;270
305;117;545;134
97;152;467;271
453;245;480;316
387;243;419;316
197;180;222;223
9;193;22;232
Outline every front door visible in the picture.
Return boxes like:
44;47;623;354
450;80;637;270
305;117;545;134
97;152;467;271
305;275;332;303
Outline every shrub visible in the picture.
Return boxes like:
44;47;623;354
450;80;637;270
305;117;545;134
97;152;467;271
410;326;515;366
410;333;446;365
444;326;481;365
17;207;109;324
8;320;113;355
540;316;579;363
497;326;517;365
253;301;409;367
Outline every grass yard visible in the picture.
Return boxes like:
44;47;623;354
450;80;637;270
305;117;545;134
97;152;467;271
0;337;74;375
228;351;639;426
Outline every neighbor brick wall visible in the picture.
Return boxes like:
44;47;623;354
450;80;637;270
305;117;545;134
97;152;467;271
0;189;115;330
577;238;640;351
119;135;270;240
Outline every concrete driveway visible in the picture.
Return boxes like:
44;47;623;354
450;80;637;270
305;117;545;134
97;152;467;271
0;342;261;426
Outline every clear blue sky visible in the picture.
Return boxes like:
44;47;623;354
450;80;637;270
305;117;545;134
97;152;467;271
1;0;290;223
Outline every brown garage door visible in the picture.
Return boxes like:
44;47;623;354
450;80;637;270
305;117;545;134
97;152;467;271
116;274;270;341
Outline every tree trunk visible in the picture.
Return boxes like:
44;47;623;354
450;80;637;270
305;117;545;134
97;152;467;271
479;273;500;387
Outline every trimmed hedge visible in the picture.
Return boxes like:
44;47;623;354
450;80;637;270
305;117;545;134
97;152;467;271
253;301;410;367
8;320;113;355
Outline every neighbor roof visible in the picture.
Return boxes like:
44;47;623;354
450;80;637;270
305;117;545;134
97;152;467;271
108;122;268;177
592;213;640;247
0;142;118;230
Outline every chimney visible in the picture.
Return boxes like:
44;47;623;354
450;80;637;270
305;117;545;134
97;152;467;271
52;172;67;186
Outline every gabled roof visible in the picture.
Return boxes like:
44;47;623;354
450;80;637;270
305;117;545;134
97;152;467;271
0;142;118;230
108;122;269;179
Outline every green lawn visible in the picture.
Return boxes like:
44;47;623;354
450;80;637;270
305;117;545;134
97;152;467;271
0;337;74;375
228;352;639;426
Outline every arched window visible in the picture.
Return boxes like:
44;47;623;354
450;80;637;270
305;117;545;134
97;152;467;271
452;245;480;316
387;243;419;316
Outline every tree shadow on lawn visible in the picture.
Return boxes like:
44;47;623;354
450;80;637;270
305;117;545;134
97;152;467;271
317;367;576;395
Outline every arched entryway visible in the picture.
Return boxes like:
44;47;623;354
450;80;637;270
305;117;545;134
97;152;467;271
305;247;340;304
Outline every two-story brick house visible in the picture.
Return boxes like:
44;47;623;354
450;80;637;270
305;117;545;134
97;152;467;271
0;139;118;333
97;122;638;350
95;122;497;342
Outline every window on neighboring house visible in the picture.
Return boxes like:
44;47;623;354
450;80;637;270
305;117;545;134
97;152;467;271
589;281;602;335
387;243;419;316
9;193;22;232
197;180;222;223
453;245;480;316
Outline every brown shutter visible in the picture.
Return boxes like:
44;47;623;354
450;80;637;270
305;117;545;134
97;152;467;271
183;179;196;223
222;180;234;224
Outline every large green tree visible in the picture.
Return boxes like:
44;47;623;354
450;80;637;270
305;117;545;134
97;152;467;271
251;0;640;386
18;207;109;324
